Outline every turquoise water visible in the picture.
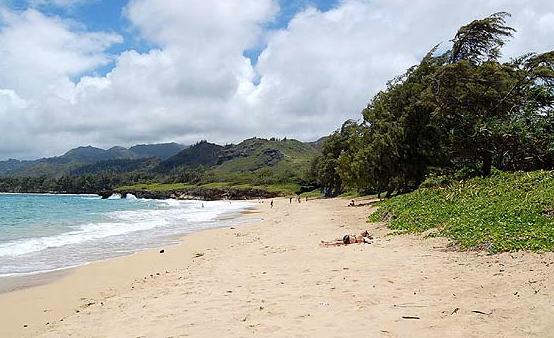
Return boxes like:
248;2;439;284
0;193;250;277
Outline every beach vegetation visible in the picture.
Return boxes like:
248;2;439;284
369;170;554;253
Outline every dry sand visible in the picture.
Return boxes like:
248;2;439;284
1;198;554;337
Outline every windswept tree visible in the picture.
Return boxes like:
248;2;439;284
431;13;554;176
449;12;515;64
313;12;554;196
311;121;359;196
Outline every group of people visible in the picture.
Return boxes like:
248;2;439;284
289;195;308;204
269;195;309;208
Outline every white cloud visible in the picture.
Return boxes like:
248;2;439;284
0;8;121;98
0;0;553;160
246;0;554;139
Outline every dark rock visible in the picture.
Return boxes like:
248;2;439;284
98;190;113;199
254;148;284;168
159;249;165;254
115;186;279;201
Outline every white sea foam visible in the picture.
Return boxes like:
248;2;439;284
0;200;250;258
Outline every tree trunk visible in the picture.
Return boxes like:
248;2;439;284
482;151;492;177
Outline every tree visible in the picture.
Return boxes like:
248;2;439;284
450;12;515;64
311;122;356;196
313;12;553;196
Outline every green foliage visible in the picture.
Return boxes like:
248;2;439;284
310;122;356;196
300;189;322;199
209;138;318;184
313;12;554;196
370;171;554;252
70;158;160;176
1;143;184;177
450;12;515;64
116;183;194;192
0;137;319;195
115;182;301;196
158;140;223;171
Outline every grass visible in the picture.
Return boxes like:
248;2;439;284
116;183;194;192
369;170;554;253
300;189;322;199
339;190;363;198
116;182;301;196
207;138;318;186
116;138;319;197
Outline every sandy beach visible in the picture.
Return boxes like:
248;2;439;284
1;197;554;337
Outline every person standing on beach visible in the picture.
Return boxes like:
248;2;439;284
270;200;274;208
289;197;292;204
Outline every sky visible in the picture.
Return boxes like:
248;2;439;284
0;0;553;160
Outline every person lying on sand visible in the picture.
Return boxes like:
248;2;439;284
321;230;373;246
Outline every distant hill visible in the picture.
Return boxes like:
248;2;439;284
0;159;28;175
0;142;185;177
213;137;318;172
70;158;160;176
130;143;186;161
0;138;321;184
0;137;324;195
62;146;133;162
156;137;320;184
158;141;223;170
307;136;328;151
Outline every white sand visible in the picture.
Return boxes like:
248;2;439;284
1;198;554;337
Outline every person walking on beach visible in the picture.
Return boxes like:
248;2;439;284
289;197;292;204
270;200;274;208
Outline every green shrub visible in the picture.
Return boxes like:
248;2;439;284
370;170;554;252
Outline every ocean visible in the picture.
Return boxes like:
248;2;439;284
0;193;251;278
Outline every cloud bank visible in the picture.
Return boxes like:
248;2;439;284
0;0;553;159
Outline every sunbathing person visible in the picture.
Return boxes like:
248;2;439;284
321;230;373;246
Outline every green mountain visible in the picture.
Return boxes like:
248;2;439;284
157;137;320;185
0;159;28;175
0;137;320;195
158;141;223;170
0;137;322;196
69;158;161;176
129;143;186;161
0;143;185;177
62;146;132;162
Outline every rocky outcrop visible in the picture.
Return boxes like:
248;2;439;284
112;186;279;201
254;148;284;168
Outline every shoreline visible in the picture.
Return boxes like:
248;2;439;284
0;202;258;295
0;202;264;337
2;197;554;337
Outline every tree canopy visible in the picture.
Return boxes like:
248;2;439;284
312;12;554;197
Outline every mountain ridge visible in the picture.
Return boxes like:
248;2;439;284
0;138;321;181
0;142;186;177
